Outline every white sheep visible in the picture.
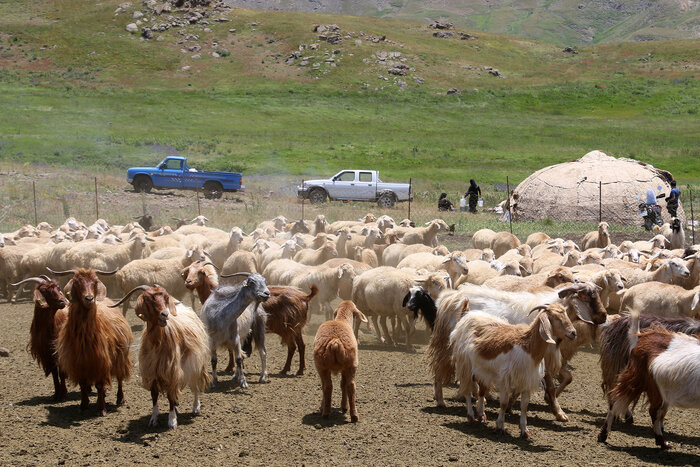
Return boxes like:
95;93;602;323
620;283;700;318
581;222;611;250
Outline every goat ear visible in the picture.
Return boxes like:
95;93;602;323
33;288;47;308
65;279;74;301
538;313;557;345
441;256;451;264
402;292;411;308
354;309;368;323
574;304;594;325
169;298;178;316
691;292;700;312
95;280;107;302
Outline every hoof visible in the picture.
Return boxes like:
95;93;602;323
224;365;235;374
116;397;126;407
296;369;305;376
351;415;358;423
624;415;634;425
521;431;532;440
279;369;290;375
436;401;446;408
597;430;608;443
100;409;107;417
258;375;269;384
495;428;507;436
479;414;487;423
149;416;158;427
655;436;670;449
555;412;569;422
466;415;475;423
238;379;249;389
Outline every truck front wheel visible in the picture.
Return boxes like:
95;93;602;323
308;188;328;204
133;176;153;193
203;181;223;199
377;192;396;208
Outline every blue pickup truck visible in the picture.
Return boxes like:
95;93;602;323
127;157;243;199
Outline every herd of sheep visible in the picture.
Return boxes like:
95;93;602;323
0;212;698;449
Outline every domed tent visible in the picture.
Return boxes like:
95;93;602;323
509;150;685;225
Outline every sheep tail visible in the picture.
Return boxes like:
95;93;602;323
326;338;342;367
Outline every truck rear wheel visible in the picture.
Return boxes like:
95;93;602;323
308;188;328;204
203;181;223;199
377;192;396;208
133;176;153;193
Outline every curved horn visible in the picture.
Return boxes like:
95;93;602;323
200;261;220;271
46;267;76;276
39;275;52;282
11;277;47;287
528;304;549;315
220;272;251;278
108;285;151;308
95;268;119;276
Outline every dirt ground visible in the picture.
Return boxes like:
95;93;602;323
0;300;698;466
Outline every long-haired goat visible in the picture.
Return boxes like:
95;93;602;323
598;314;700;449
12;276;69;400
313;301;368;422
451;304;576;439
201;272;270;388
598;313;700;423
51;268;133;415
110;285;211;429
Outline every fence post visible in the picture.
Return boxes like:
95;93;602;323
690;187;695;246
408;178;412;220
599;181;602;223
196;183;201;216
301;179;305;221
506;176;513;235
32;181;38;226
94;177;99;220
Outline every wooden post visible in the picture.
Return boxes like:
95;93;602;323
94;177;99;220
506;176;513;234
196;183;201;216
301;179;305;221
690;187;695;246
599;181;602;223
408;178;412;220
32;181;38;226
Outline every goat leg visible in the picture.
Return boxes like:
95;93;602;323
319;369;332;418
79;381;90;411
519;391;531;440
96;382;107;416
116;379;125;406
346;368;358;423
555;365;573;397
210;341;218;388
651;403;670;449
168;396;178;430
149;386;160;427
281;342;295;375
51;368;65;401
224;348;235;373
543;371;568;422
295;333;306;376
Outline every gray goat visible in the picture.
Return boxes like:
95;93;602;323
201;272;270;388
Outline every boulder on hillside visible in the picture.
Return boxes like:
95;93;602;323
429;20;454;30
126;23;139;33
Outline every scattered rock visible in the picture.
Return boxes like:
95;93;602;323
141;27;154;39
447;88;461;95
125;23;139;33
429;20;454;30
0;347;9;357
215;17;230;22
313;24;339;34
228;28;236;33
156;35;164;41
485;66;504;77
433;31;453;39
191;53;201;59
354;39;362;46
459;32;477;40
181;65;191;71
119;2;133;9
299;60;309;66
203;27;212;33
133;11;144;19
413;76;424;84
212;52;220;58
333;49;341;55
562;46;579;54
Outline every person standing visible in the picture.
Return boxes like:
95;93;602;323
465;179;481;213
667;180;680;217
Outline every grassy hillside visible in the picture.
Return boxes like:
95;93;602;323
225;0;700;45
0;0;698;186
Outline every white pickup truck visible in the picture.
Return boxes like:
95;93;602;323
297;170;411;208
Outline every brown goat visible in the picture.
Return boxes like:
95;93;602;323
314;301;368;422
12;276;69;400
53;268;133;416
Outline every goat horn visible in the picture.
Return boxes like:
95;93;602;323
220;272;251;278
528;304;549;315
108;285;151;308
95;268;119;276
11;277;47;287
47;267;76;276
39;275;51;282
200;261;219;271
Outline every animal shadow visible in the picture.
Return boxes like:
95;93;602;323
42;400;122;428
603;443;700;466
113;412;197;445
301;410;351;428
442;420;553;452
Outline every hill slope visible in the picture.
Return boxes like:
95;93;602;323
224;0;700;45
0;0;698;185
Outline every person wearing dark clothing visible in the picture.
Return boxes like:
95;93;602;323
667;180;680;217
438;192;454;212
465;179;481;213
